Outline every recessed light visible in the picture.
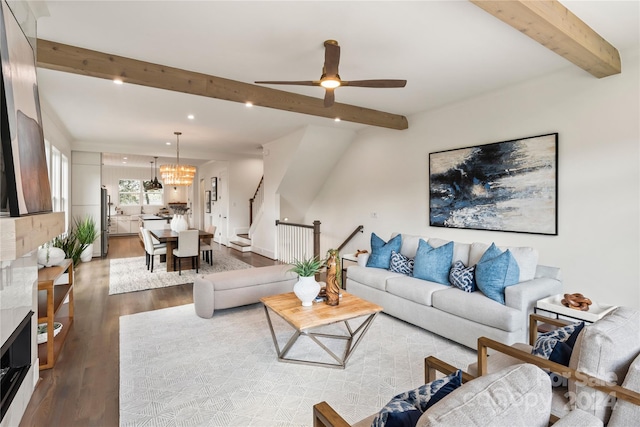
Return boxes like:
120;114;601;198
334;117;341;122
166;141;171;145
113;78;123;85
245;102;253;107
187;114;195;120
123;157;128;160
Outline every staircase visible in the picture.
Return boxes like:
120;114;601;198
229;233;252;252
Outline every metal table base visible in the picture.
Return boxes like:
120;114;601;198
263;305;379;369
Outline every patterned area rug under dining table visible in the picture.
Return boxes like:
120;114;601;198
109;248;253;295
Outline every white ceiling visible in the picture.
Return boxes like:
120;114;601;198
33;1;640;168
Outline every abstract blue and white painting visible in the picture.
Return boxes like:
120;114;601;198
429;134;557;235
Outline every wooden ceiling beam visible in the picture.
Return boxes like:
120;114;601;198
470;0;621;78
36;39;408;130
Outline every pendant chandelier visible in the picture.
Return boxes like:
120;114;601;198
160;131;196;186
145;157;163;190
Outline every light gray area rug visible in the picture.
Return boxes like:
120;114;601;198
109;249;252;295
120;303;475;426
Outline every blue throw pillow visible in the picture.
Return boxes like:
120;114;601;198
412;240;453;285
389;251;414;275
372;370;462;427
448;260;476;292
474;244;520;304
367;233;402;269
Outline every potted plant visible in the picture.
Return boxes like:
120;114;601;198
289;256;325;306
52;232;83;267
74;216;100;262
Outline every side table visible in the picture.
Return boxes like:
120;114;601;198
37;259;75;369
535;294;617;324
340;253;360;290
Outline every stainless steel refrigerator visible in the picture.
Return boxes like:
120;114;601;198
101;187;109;256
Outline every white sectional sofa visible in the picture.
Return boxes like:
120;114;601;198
346;233;562;349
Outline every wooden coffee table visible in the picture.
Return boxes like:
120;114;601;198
260;291;383;369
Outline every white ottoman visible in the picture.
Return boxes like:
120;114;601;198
193;264;297;318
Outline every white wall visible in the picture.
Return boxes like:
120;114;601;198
306;53;640;309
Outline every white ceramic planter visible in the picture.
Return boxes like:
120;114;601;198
171;214;189;232
293;276;321;307
80;243;94;262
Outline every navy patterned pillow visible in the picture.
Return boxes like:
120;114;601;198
372;370;462;427
532;322;584;361
448;260;476;292
389;251;414;275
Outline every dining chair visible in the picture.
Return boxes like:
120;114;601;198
200;225;216;265
142;228;167;273
173;229;200;275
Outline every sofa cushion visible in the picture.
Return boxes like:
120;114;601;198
387;276;450;307
368;233;403;269
469;242;538;282
417;363;552;427
431;287;521;332
373;370;462;427
428;238;470;266
413;240;453;285
347;265;404;292
392;233;427;259
448;261;476;292
569;307;640;423
475;244;520;305
389;250;414;275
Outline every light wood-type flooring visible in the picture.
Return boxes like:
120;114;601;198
19;235;278;427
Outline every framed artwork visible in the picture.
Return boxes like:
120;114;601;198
205;190;211;213
429;133;558;235
211;177;217;201
1;1;52;216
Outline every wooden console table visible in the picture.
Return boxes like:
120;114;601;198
37;259;74;369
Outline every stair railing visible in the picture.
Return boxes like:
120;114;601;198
249;176;264;226
336;225;364;253
275;220;320;267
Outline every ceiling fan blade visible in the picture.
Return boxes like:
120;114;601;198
342;79;407;88
254;80;320;86
323;40;340;77
324;88;335;107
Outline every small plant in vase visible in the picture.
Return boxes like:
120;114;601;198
289;256;325;306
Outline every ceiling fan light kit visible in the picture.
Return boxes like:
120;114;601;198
255;39;406;107
160;132;196;186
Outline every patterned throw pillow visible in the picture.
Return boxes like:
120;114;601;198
389;251;414;275
372;370;462;427
448;260;476;292
532;322;585;387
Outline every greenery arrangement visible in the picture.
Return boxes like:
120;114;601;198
51;232;83;267
50;215;100;267
74;215;100;245
289;256;325;277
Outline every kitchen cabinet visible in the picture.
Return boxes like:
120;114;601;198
111;215;139;235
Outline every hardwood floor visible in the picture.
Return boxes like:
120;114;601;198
19;236;278;427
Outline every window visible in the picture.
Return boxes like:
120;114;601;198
44;140;70;232
119;179;164;206
119;179;141;205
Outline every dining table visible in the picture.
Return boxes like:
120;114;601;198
149;228;214;272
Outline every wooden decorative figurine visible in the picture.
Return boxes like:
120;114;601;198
326;249;341;306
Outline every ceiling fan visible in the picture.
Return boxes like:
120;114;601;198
255;40;407;108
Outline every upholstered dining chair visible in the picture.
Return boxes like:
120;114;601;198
173;229;200;275
200;225;216;265
141;228;166;273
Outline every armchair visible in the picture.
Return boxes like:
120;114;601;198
314;357;552;427
471;307;640;425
